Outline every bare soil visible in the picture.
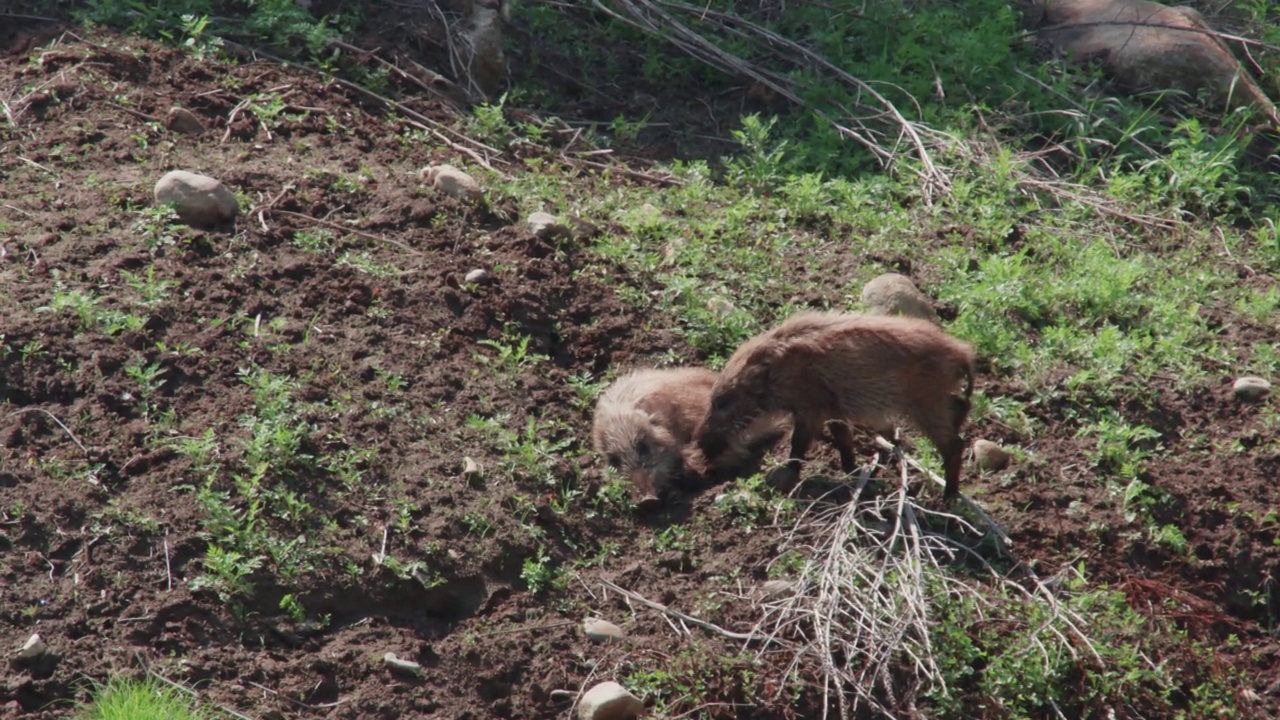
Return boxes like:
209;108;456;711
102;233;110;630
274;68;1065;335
2;9;1279;720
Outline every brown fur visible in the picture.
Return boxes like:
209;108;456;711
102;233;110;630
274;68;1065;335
592;367;786;510
696;312;976;500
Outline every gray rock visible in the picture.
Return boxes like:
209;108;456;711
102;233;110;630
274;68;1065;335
383;651;424;678
463;269;492;286
154;170;239;226
576;681;644;720
421;164;482;203
973;439;1011;472
527;211;569;240
583;617;626;643
1233;376;1271;402
15;633;47;661
860;273;939;324
165;106;205;135
461;456;483;480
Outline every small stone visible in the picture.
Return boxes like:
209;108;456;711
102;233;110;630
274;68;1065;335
758;579;794;599
576;681;644;720
583;618;626;643
860;273;939;324
973;439;1012;472
383;651;424;678
15;633;47;661
463;269;491;286
1233;376;1271;402
421;164;482;203
154;170;239;226
550;689;576;704
462;456;483;480
165;106;205;135
527;211;569;240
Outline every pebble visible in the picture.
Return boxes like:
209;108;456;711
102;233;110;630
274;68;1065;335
462;456;483;480
463;269;492;285
421;164;482;203
860;273;939;324
15;633;47;661
576;681;644;720
154;170;239;226
583;617;626;643
527;211;569;240
383;651;425;678
1233;376;1271;402
973;439;1012;472
165;106;205;135
550;689;576;704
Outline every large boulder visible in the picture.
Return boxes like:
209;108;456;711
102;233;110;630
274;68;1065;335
1027;0;1279;125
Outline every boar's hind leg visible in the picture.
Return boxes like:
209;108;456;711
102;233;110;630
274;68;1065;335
828;421;858;473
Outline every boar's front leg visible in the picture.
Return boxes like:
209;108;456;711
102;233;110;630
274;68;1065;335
828;421;857;473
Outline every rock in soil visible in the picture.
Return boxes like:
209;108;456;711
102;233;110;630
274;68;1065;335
421;164;483;203
973;439;1012;472
15;633;47;661
758;579;794;599
463;269;492;286
154;170;239;226
165;106;205;134
577;681;644;720
527;211;569;240
383;651;425;678
582;617;626;643
1233;376;1271;402
860;273;939;323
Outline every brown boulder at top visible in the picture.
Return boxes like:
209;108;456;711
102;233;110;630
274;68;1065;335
1026;0;1278;126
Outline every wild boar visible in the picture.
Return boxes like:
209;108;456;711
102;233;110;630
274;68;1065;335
591;367;786;510
696;311;976;500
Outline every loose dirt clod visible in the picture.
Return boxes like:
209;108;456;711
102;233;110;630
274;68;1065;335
860;272;939;324
153;170;239;226
576;681;644;720
1233;376;1271;402
164;106;205;134
697;311;975;499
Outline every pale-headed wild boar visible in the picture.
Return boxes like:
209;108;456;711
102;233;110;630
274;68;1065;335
696;312;976;500
591;367;787;510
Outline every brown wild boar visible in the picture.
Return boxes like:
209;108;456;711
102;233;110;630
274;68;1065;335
696;312;976;500
592;367;786;510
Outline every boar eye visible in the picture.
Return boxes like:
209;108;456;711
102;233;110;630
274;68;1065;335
606;454;621;469
635;439;651;458
711;395;730;412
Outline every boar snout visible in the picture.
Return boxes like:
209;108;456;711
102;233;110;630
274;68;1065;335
637;493;663;512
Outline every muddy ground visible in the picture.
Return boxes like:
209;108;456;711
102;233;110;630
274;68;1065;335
2;7;1280;720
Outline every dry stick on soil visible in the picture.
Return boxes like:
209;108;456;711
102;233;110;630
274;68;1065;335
598;578;757;641
2;408;88;453
216;39;509;176
749;442;1105;719
268;208;422;255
